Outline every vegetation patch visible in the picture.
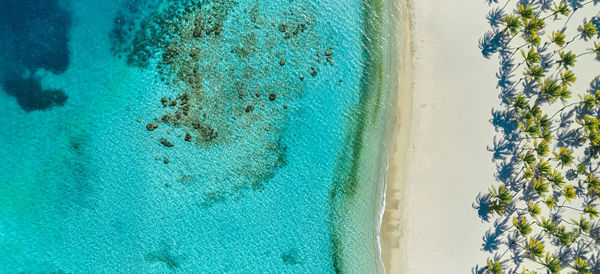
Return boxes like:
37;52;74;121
476;1;600;273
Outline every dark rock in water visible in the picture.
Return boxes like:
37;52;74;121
185;132;192;142
269;93;276;101
192;121;201;129
161;97;168;107
193;27;201;37
278;24;287;32
284;32;290;39
245;105;254;113
198;124;218;141
164;157;169;164
160;138;174;147
146;123;158;131
311;67;318;77
169;100;177;106
2;75;68;112
325;48;332;56
282;248;301;265
279;58;286;66
283;104;288;109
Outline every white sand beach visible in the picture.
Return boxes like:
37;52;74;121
382;0;502;272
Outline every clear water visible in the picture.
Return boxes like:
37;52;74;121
0;0;386;272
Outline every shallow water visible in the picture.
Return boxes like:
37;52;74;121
0;0;385;272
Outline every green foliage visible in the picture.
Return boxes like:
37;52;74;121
592;41;600;59
584;205;599;219
545;196;556;209
551;1;570;18
585;173;600;198
540;217;557;233
512;94;529;111
542;253;562;273
573;257;591;274
525;237;544;259
523;17;545;37
555;225;578;245
521;150;536;165
479;1;600;272
572;217;591;232
513;216;533;236
547;170;565;188
539;78;565;103
532;177;549;195
558;50;577;69
579;22;598;40
503;15;523;35
517;5;534;20
550;31;566;46
560;70;577;87
486;259;503;274
564;185;576;202
527;201;541;216
488;184;513;215
525;65;545;80
553;147;574;167
535;140;550;157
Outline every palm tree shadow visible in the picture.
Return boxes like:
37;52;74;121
591;17;600;39
488;135;515;160
589;77;600;92
483;0;500;5
522;78;539;99
480;31;509;59
473;193;491;222
487;8;505;28
566;0;586;9
481;217;510;252
496;61;517;99
556;127;582;149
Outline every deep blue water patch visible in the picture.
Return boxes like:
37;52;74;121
1;75;68;112
0;0;71;111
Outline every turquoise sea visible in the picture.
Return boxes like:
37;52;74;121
0;0;395;272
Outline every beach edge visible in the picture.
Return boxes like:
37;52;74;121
380;0;414;272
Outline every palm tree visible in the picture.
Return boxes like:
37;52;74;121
502;14;522;35
477;2;600;272
486;259;503;274
572;258;592;274
591;41;600;60
553;147;574;167
578;21;597;40
558;50;577;69
543;253;562;273
550;31;566;46
550;1;570;19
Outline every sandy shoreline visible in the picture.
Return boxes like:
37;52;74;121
379;0;413;272
381;0;500;272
